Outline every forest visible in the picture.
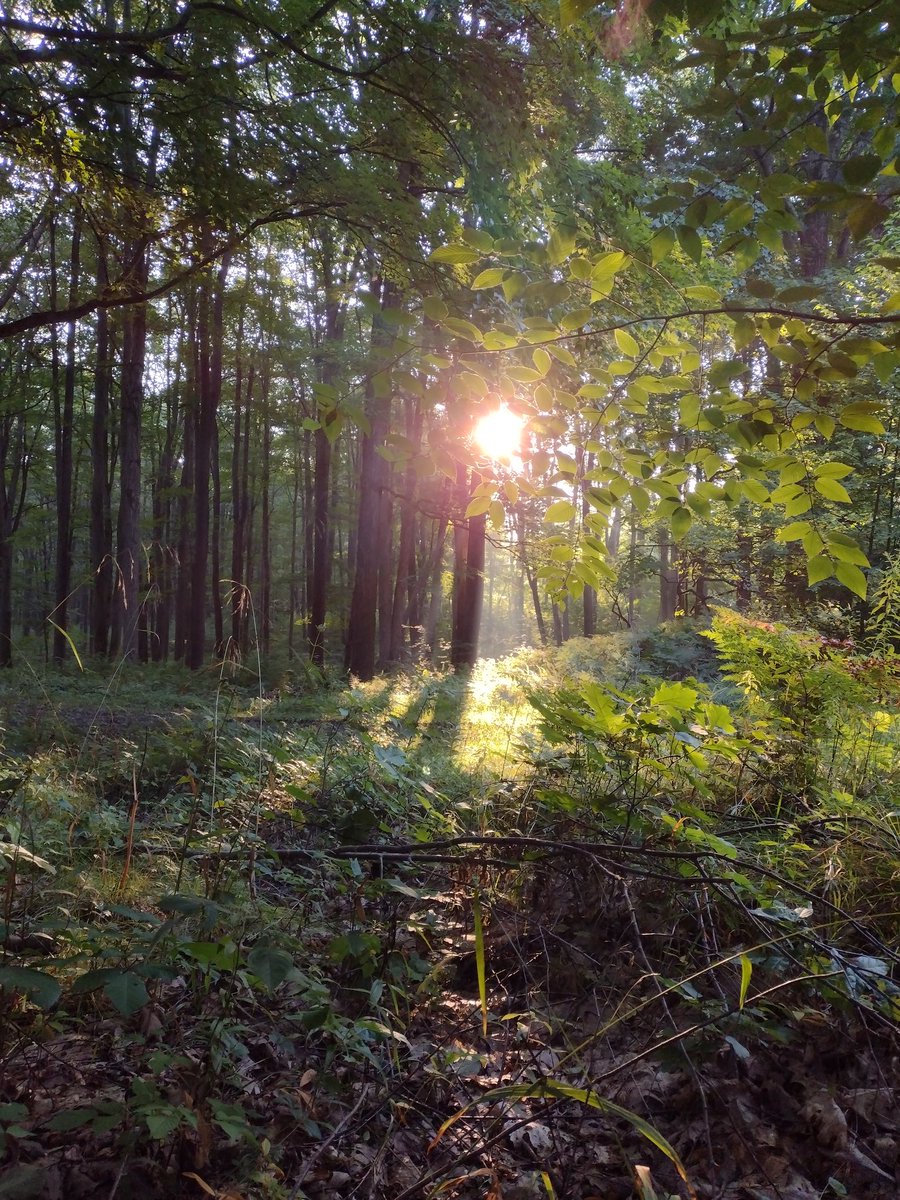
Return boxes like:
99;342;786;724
0;0;898;1197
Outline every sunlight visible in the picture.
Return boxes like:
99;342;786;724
473;405;525;463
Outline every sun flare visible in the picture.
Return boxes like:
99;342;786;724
473;406;526;462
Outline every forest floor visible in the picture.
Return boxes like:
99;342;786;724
0;630;897;1200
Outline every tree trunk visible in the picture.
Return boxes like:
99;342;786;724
659;529;679;622
90;254;114;657
52;210;81;663
187;248;230;670
112;253;148;660
451;468;486;669
345;277;398;680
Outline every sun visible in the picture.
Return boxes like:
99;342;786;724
473;406;525;463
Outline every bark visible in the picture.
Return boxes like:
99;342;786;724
451;468;486;669
111;253;148;659
345;277;399;680
90;253;114;656
659;529;679;622
52;210;81;663
186;247;230;670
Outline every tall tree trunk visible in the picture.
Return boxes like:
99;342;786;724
659;529;679;622
52;210;81;663
187;248;230;670
451;468;486;669
211;421;224;657
112;254;148;659
259;362;272;657
345;277;398;680
90;254;114;657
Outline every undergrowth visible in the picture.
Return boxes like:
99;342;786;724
0;614;897;1199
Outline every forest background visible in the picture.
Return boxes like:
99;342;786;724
0;1;898;1198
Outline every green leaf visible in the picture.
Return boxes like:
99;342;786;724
0;967;60;1010
652;681;698;710
684;285;721;303
247;946;294;992
470;268;505;290
741;479;770;505
591;250;628;279
807;555;833;585
45;1109;98;1133
472;891;487;1037
144;1109;184;1141
428;244;481;265
827;539;869;567
614;328;639;357
422;296;448;321
677;225;703;262
839;403;886;434
103;971;149;1017
560;307;592;331
441;318;483;343
544;500;577;523
777;521;812;542
465;495;492;519
671;506;692;540
814;461;853;479
835;562;867;598
739;955;752;1010
650;228;676;264
814;477;851;503
843;154;881;185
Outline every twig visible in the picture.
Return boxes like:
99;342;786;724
289;1085;370;1199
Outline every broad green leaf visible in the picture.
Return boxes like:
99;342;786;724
591;250;628;279
423;296;448;320
247;946;294;992
428;244;481;265
46;1109;98;1132
835;562;867;598
461;227;495;251
470;268;505;290
560;307;592;331
741;479;770;505
814;462;853;479
544;500;577;523
684;285;721;303
671;506;692;540
807;555;833;585
614;328;639;357
650;227;676;264
103;971;149;1016
839;403;886;434
465;495;492;519
0;967;60;1010
489;500;505;530
814;477;851;503
441;317;483;343
724;201;754;232
777;521;812;542
652;681;698;710
532;348;552;375
827;539;869;567
677;225;703;262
